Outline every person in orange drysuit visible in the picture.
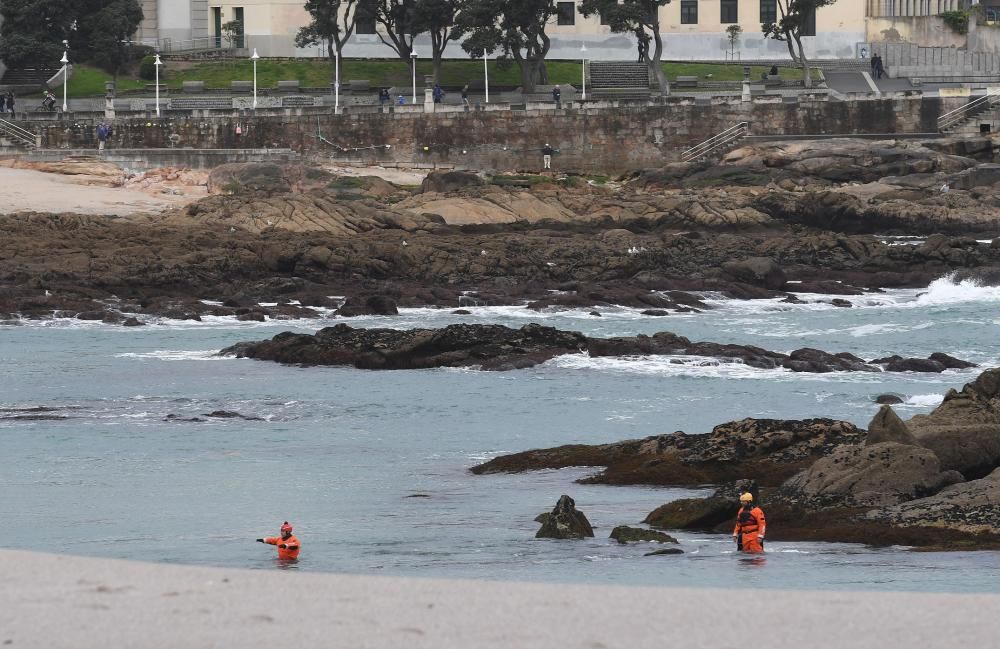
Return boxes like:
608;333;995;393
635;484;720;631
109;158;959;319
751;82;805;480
733;492;766;553
257;521;300;560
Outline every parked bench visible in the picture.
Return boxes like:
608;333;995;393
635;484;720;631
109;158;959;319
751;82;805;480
231;80;253;93
675;76;699;87
276;80;300;93
181;81;205;93
348;79;370;92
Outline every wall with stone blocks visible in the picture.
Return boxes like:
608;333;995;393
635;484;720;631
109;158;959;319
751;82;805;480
33;98;959;173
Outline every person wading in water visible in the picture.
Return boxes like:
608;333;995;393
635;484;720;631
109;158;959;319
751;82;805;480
257;521;300;560
733;492;766;553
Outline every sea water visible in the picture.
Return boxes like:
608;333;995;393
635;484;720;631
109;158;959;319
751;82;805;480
3;276;1000;592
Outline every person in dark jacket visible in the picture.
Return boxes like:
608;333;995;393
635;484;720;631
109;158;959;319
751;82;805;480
552;85;561;108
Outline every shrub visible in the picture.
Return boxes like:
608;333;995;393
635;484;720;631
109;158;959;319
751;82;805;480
139;55;159;81
941;10;969;35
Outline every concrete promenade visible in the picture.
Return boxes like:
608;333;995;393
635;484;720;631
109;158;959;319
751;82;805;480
1;549;998;649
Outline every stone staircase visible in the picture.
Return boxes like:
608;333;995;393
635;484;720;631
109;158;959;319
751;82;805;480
0;66;59;88
588;62;650;99
0;118;37;149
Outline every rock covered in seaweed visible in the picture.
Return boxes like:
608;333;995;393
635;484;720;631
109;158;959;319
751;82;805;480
535;495;595;539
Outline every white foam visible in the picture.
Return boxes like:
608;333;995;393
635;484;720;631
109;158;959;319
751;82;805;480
914;275;1000;307
115;350;227;361
903;393;945;408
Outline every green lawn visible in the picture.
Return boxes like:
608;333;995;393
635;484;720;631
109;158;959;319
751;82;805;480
65;58;817;96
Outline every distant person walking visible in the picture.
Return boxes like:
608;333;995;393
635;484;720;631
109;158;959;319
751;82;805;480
874;54;885;80
398;94;406;106
7;92;16;118
542;143;555;170
0;93;6;114
378;88;389;106
461;84;470;108
432;83;444;104
256;521;300;560
552;85;561;109
870;52;878;77
96;122;110;151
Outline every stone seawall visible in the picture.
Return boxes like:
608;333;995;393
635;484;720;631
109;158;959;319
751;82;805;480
32;98;958;173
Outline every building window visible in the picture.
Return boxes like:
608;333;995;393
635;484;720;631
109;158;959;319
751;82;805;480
760;0;777;24
801;6;816;35
557;2;576;25
356;0;377;34
681;0;698;24
720;0;738;23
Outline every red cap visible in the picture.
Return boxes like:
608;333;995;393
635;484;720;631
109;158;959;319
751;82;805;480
280;521;293;534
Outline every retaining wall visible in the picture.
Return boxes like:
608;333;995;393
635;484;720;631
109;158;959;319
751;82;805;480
28;97;958;173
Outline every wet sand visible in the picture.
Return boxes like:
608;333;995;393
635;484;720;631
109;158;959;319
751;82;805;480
1;549;998;649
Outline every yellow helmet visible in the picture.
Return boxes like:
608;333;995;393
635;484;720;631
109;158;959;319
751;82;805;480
739;492;754;503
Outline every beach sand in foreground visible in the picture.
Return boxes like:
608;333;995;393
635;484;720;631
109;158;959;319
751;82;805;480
1;549;998;649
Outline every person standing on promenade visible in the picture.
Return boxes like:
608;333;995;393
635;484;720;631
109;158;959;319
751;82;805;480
733;492;766;553
257;521;300;560
96;123;110;151
542;143;555;170
552;85;561;109
461;84;470;108
8;92;16;118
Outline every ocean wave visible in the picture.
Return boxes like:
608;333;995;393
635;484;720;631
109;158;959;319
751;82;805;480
115;350;227;361
902;393;945;408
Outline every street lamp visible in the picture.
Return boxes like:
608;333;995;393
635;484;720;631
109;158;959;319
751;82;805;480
580;43;587;102
411;49;418;105
153;53;163;117
334;48;340;114
251;48;260;109
60;49;69;112
483;50;490;104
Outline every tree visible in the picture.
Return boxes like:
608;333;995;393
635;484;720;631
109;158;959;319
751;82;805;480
371;0;419;72
726;24;742;59
579;0;671;95
456;0;556;93
0;0;81;68
295;0;358;82
75;0;146;83
221;19;245;48
411;0;461;83
762;0;834;88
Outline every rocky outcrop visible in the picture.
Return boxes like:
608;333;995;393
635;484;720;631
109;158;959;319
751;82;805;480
866;405;919;446
221;323;587;371
609;526;678;544
904;368;1000;479
780;442;963;507
335;295;399;317
720;257;786;290
473;418;866;487
866;468;1000;534
643;497;734;530
535;495;594;539
420;170;484;193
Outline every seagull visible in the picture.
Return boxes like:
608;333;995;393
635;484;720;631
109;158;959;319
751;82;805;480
230;226;236;233
402;240;408;246
940;183;950;194
44;290;52;297
480;250;488;256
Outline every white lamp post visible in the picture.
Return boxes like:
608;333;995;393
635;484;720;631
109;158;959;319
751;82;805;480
153;54;163;117
60;50;69;112
411;49;418;105
334;48;340;114
483;50;490;104
251;48;260;109
580;43;587;102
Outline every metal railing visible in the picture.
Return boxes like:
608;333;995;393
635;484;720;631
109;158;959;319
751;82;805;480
938;88;1000;132
157;36;251;53
681;121;749;162
0;118;36;148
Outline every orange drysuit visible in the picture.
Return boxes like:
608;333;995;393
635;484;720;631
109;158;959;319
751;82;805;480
264;534;300;560
733;505;766;553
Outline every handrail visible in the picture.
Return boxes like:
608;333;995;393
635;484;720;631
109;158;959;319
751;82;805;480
0;118;36;147
681;121;749;162
938;88;1000;131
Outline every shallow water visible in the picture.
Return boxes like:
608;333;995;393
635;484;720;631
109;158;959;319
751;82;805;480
3;276;1000;592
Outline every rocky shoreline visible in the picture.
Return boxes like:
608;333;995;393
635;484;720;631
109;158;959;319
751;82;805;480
220;322;979;374
3;136;1000;323
472;369;1000;550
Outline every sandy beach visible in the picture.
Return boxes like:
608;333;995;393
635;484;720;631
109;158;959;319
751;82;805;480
1;549;998;649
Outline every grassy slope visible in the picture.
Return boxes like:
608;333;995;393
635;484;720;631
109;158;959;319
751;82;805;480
67;59;816;96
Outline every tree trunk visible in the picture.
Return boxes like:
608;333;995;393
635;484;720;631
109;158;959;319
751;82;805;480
793;34;811;88
649;28;669;96
519;58;548;93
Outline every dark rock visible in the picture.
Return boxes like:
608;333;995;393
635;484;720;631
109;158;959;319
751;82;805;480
589;311;602;317
928;352;978;369
886;358;946;373
237;312;267;322
421;170;484;193
202;410;265;421
452;309;472;315
76;310;106;320
122;316;145;327
336;295;399;317
644;548;685;556
101;311;124;324
535;495;595;539
830;298;853;308
609;526;678;544
875;394;904;405
644;497;734;530
866;405;919;446
641;309;669;316
866;467;1000;534
720;257;786;290
164;414;206;422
